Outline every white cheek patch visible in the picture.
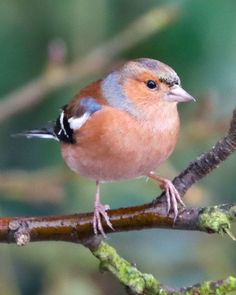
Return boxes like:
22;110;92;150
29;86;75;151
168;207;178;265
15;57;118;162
68;112;90;130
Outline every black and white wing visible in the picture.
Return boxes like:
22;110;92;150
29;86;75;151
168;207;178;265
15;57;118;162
16;97;102;144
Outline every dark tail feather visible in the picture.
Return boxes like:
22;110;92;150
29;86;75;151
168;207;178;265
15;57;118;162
13;127;58;141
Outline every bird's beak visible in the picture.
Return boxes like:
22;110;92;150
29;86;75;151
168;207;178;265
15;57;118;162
168;85;195;102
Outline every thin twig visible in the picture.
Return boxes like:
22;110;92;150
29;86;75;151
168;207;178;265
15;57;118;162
0;6;177;123
0;168;67;203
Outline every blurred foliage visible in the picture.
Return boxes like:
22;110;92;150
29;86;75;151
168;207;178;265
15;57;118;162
0;0;236;294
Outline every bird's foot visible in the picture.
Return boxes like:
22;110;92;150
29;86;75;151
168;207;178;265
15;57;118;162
159;178;185;221
148;172;185;221
93;202;114;238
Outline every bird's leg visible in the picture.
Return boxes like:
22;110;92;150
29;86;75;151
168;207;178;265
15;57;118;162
93;180;114;238
148;171;185;221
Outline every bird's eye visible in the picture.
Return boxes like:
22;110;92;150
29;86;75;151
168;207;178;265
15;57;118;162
146;80;157;89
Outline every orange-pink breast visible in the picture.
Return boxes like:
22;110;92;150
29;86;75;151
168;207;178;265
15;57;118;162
61;104;180;182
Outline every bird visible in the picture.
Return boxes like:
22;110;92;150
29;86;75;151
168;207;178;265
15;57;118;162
19;58;195;237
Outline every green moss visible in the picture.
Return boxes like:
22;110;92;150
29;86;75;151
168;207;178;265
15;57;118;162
184;277;236;294
218;277;236;293
198;206;231;235
91;240;236;295
91;241;165;294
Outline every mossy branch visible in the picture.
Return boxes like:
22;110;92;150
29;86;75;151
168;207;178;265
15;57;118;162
0;204;236;294
89;241;236;295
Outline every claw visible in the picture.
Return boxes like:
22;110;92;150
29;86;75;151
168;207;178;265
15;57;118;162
148;172;185;221
93;202;114;238
165;187;171;214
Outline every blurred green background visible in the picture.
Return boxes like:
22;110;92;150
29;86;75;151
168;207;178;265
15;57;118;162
0;0;236;294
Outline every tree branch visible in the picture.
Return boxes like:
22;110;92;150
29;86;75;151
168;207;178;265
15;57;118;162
155;107;236;205
89;240;236;295
0;203;236;245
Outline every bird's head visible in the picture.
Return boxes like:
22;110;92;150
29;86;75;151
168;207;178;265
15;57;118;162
101;58;195;116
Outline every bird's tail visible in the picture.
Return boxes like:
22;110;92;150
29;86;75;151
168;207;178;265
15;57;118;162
13;126;58;141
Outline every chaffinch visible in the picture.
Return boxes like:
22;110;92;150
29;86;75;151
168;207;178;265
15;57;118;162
20;58;195;237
